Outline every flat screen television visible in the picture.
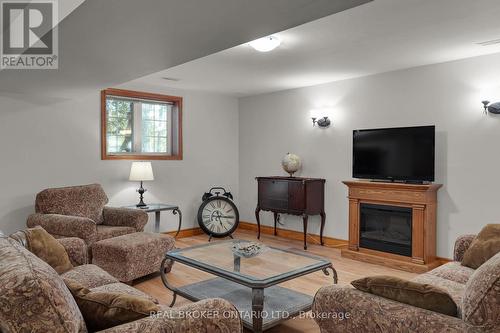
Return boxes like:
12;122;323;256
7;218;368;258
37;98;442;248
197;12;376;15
353;125;435;182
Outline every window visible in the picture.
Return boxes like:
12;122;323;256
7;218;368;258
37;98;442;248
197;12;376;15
101;89;182;160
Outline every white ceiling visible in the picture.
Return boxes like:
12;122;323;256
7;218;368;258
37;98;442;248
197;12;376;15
0;0;370;97
131;0;500;97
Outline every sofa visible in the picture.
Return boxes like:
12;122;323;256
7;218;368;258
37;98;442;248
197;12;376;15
0;230;242;333
26;184;148;251
312;235;499;332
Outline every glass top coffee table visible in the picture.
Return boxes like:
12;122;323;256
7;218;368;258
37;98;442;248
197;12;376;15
160;239;337;333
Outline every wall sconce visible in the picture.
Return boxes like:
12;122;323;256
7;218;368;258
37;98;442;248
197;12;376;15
312;116;331;128
482;100;500;114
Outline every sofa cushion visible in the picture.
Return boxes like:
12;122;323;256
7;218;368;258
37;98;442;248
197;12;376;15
462;252;500;330
10;226;73;274
35;184;108;224
462;224;500;269
428;261;475;284
412;273;466;317
96;225;136;242
0;236;86;333
64;278;159;331
62;264;118;289
91;283;159;304
352;275;458;316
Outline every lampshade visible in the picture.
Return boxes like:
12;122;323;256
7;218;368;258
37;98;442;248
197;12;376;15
129;162;154;181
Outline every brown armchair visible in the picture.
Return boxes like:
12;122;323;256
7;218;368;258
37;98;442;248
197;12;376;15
27;184;147;247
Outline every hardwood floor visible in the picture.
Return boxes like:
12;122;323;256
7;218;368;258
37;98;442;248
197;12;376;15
135;230;417;332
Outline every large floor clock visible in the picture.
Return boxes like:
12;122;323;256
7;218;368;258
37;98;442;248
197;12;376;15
197;187;239;241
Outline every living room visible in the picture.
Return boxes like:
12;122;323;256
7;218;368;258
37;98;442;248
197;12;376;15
0;0;499;332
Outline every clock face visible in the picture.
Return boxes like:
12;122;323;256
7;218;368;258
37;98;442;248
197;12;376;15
198;197;239;237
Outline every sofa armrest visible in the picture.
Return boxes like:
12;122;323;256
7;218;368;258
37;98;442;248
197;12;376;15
97;298;242;333
27;213;97;244
102;207;148;231
312;285;479;333
454;234;476;262
57;237;88;266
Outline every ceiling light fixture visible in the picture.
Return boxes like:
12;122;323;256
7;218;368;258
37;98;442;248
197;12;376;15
249;35;281;52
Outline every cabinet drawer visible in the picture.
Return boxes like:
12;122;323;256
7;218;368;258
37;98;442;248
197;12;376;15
258;179;288;210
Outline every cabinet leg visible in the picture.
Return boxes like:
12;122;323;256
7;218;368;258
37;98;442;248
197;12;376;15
303;214;308;250
273;212;278;236
320;212;326;246
255;206;261;239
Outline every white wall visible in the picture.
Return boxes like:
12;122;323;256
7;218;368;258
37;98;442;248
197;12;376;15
239;52;500;258
1;52;498;259
0;83;239;235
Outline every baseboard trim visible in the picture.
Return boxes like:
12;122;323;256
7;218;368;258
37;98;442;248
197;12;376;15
164;227;204;238
436;256;452;264
238;221;348;248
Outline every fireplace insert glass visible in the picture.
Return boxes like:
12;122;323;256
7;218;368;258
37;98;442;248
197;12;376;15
359;203;412;257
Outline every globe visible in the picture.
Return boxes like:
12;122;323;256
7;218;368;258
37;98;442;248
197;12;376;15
282;153;302;177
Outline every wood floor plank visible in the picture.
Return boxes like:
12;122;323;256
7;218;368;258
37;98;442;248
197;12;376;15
134;230;417;332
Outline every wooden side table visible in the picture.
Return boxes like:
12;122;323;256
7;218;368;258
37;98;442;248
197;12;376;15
123;204;182;236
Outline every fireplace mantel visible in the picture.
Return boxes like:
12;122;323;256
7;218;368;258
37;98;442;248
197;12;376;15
341;180;442;273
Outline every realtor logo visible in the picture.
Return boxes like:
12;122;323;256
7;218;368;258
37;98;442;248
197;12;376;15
1;0;58;69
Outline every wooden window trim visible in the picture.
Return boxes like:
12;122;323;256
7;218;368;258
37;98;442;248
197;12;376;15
101;88;183;160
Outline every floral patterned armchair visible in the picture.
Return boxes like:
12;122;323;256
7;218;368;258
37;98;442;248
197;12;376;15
27;184;148;250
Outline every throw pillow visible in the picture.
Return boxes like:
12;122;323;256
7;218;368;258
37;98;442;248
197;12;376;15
462;224;500;269
352;275;457;316
64;278;159;331
17;226;73;274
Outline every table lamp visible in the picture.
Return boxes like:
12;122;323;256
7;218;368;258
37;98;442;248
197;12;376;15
129;161;154;208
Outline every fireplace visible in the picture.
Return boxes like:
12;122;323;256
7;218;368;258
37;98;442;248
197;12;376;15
360;203;412;257
342;181;442;273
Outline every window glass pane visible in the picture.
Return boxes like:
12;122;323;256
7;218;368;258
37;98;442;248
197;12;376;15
156;136;167;152
106;98;133;153
142;136;154;153
156;120;167;137
156;105;167;121
141;103;169;153
142;120;155;137
142;103;155;120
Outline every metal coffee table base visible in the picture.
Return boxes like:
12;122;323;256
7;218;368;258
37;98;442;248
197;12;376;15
160;259;338;332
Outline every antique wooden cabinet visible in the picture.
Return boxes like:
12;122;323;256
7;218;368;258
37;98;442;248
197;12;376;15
255;176;326;250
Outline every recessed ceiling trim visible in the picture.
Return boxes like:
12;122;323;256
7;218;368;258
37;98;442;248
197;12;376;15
477;38;500;46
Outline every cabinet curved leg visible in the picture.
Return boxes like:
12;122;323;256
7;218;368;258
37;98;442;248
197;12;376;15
255;206;261;239
303;214;308;250
273;212;278;236
320;211;326;246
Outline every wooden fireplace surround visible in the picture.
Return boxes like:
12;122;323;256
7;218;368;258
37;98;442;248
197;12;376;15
341;181;442;273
